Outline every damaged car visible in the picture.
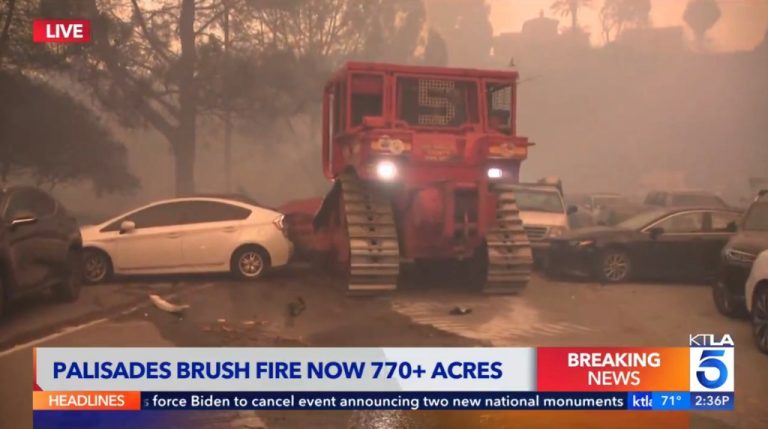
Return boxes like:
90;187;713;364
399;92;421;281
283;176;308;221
0;186;83;318
548;207;741;283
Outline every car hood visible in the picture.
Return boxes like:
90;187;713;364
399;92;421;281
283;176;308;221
518;211;568;227
555;226;634;241
726;230;768;256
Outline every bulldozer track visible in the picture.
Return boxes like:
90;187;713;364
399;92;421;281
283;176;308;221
484;184;533;293
339;173;400;293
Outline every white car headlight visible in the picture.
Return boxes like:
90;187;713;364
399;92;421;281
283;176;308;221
375;160;398;181
487;167;503;179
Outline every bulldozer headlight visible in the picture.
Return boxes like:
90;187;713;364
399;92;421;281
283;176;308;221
376;160;398;181
487;167;503;179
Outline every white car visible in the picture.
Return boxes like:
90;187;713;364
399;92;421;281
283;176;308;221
746;250;768;354
80;197;293;283
510;184;576;265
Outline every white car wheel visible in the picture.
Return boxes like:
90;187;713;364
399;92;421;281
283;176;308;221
232;247;268;280
82;249;112;284
753;286;768;355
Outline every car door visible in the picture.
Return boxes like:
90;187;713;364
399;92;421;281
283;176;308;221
2;189;61;290
107;202;187;272
643;211;706;278
179;201;252;269
699;211;741;276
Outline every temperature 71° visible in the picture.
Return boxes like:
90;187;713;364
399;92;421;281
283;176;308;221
661;394;683;406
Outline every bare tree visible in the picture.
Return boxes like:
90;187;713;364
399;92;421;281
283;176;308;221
551;0;592;32
33;0;425;196
600;0;651;43
425;0;493;67
422;28;448;66
684;0;721;49
41;0;234;195
0;72;138;194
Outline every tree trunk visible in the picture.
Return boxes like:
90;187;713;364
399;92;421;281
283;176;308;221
175;0;197;196
0;0;17;65
173;133;195;196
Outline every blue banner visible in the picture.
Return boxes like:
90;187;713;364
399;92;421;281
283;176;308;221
139;391;628;411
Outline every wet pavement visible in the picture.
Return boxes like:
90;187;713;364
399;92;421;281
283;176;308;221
0;269;766;429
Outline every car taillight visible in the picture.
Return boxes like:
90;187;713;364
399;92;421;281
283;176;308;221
273;215;288;237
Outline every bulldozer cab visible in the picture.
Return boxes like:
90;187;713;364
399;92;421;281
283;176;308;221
322;62;526;180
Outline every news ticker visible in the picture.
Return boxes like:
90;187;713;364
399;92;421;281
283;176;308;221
33;337;734;412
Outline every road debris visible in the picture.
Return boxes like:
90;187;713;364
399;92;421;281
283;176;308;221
288;297;306;317
148;294;190;314
449;306;472;316
285;297;306;327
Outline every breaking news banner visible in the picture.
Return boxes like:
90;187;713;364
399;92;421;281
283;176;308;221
32;337;734;428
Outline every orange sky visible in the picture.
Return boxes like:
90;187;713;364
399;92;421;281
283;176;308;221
487;0;768;51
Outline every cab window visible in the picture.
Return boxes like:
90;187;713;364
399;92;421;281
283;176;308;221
333;81;346;135
350;74;383;127
486;83;513;134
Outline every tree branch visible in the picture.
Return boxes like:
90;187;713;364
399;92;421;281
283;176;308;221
130;0;173;64
0;0;17;65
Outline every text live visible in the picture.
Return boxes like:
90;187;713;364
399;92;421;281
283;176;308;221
32;19;91;43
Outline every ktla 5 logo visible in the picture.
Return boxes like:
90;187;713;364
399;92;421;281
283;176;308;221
689;334;734;392
33;19;91;43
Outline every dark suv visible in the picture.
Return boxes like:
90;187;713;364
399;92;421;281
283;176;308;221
0;186;83;318
712;191;768;317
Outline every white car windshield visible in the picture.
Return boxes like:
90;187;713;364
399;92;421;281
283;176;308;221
515;189;564;213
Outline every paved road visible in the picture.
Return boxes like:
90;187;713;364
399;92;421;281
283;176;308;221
0;270;765;429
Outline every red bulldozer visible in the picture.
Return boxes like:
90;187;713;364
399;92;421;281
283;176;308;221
283;62;533;294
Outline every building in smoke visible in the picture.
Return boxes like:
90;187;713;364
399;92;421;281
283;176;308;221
492;11;590;65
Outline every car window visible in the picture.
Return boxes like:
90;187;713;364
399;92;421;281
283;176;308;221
670;193;725;207
102;202;187;231
710;211;740;232
743;203;768;231
654;212;705;233
594;196;627;208
181;201;251;224
645;193;662;206
4;189;56;219
643;193;654;205
618;209;667;230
